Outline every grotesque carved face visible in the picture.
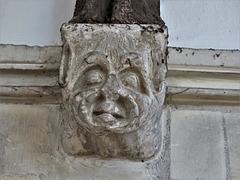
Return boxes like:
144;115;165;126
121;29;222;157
71;52;160;134
61;24;167;135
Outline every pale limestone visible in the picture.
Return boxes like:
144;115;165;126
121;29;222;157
0;41;239;179
0;45;61;64
60;24;168;161
224;112;240;180
0;104;170;180
167;47;240;68
171;110;226;180
1;44;239;105
0;70;58;87
0;104;60;177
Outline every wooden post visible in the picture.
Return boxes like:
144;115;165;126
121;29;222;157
70;0;164;25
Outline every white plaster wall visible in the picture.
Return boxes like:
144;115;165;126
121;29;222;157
161;0;240;50
0;0;239;49
0;0;75;46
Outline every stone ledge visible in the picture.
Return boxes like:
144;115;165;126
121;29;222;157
167;87;240;106
168;47;240;68
0;86;61;104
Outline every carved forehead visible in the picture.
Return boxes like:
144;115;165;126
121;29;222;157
80;51;111;71
92;35;154;68
93;33;136;58
62;31;153;78
61;24;164;56
61;24;167;85
61;24;167;56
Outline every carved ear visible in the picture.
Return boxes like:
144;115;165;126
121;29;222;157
59;42;71;87
59;24;76;88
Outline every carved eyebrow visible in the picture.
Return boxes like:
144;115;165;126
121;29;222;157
83;51;110;66
119;53;145;72
79;51;111;75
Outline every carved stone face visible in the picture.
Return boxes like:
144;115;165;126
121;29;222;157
72;52;160;134
60;24;167;136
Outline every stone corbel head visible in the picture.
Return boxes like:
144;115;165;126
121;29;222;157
60;24;168;160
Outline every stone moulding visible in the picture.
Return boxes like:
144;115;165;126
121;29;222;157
59;23;168;160
0;45;239;105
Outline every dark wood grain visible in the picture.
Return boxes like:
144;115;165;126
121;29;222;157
70;0;164;25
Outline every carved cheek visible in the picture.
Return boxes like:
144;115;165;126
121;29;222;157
127;90;152;117
82;71;105;89
85;90;100;104
120;73;150;113
73;70;106;112
73;90;99;115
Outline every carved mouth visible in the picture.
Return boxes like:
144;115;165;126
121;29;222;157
93;111;124;119
93;100;126;121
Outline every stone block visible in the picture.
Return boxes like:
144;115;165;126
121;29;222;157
224;112;240;180
0;104;60;177
171;110;226;180
0;103;167;179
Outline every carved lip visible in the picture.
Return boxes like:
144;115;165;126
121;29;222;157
93;101;126;119
95;113;119;123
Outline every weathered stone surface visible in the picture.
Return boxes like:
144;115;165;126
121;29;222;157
0;104;160;179
224;113;240;180
51;158;153;180
0;70;58;87
171;110;226;180
0;44;239;180
166;88;240;106
0;104;60;177
167;47;240;68
0;45;61;64
1;44;239;106
60;24;168;160
0;176;40;180
0;45;61;87
0;87;61;104
0;103;170;179
167;70;240;90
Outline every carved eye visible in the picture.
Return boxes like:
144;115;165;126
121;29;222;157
84;71;104;87
121;73;140;90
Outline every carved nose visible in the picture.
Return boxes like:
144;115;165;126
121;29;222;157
101;74;120;101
